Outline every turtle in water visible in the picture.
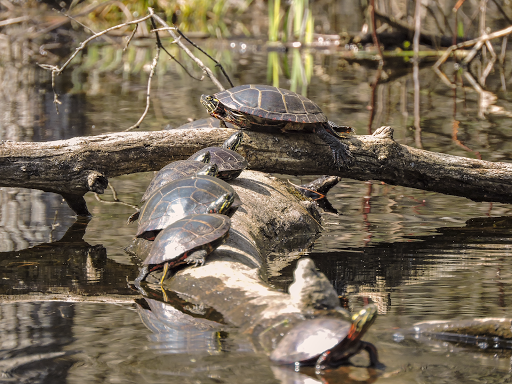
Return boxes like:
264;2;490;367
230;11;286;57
189;131;248;181
134;213;231;284
200;84;354;168
270;304;379;369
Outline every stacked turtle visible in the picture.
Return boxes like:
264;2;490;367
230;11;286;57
131;132;248;285
131;85;378;369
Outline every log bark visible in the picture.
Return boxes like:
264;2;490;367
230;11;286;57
0;126;511;216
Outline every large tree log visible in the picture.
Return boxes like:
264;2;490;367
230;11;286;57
132;170;351;356
0;126;511;215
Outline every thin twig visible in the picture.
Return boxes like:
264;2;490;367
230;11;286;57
35;0;116;37
54;10;155;76
176;27;234;88
480;40;496;85
94;184;139;210
0;15;30;27
57;9;96;34
413;0;422;149
38;10;155;112
499;36;508;65
124;24;138;51
125;43;160;131
150;27;204;81
55;8;118;46
490;0;512;24
369;0;383;65
150;12;226;91
433;24;512;88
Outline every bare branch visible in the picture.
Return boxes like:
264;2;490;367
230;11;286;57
125;44;160;131
124;24;138;51
150;12;226;91
433;24;512;87
176;27;234;87
50;9;155;77
0;15;30;27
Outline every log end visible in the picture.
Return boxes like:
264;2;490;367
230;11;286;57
87;171;109;194
288;258;340;310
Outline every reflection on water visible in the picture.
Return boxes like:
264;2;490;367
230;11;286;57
1;34;512;383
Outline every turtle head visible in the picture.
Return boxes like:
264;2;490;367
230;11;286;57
222;131;243;151
191;150;211;164
207;192;235;214
201;94;222;116
349;304;378;340
197;163;218;178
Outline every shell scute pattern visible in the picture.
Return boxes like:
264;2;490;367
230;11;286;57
141;160;207;203
189;148;247;180
145;214;231;265
271;318;351;364
218;85;327;124
232;87;260;109
136;176;240;237
259;89;287;113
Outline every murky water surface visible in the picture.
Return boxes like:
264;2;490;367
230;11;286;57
1;39;512;383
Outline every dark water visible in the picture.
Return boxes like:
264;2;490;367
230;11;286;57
1;39;512;383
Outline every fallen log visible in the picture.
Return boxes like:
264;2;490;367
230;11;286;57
131;170;353;357
0;126;511;215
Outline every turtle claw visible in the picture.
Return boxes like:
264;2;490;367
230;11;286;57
316;125;354;169
333;142;355;169
185;250;207;267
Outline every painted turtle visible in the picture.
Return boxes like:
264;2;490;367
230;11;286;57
270;305;379;369
135;213;231;284
170;117;236;129
189;132;248;181
140;155;215;203
136;175;241;240
200;84;354;168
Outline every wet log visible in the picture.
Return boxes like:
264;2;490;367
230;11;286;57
134;170;351;354
0;126;511;216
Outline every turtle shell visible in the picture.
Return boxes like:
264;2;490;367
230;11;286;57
143;213;230;267
141;160;210;203
270;317;352;365
172;117;236;129
215;84;328;125
136;175;241;238
189;148;247;181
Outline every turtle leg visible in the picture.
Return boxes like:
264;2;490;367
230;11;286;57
314;125;355;168
184;249;208;267
127;210;140;224
219;120;228;128
361;341;381;367
160;262;170;285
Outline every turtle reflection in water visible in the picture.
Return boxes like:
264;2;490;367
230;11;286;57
270;304;379;369
135;213;231;285
201;84;354;169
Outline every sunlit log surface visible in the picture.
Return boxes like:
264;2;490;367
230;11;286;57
0;126;511;215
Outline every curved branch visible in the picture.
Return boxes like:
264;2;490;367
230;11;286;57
0;127;510;212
